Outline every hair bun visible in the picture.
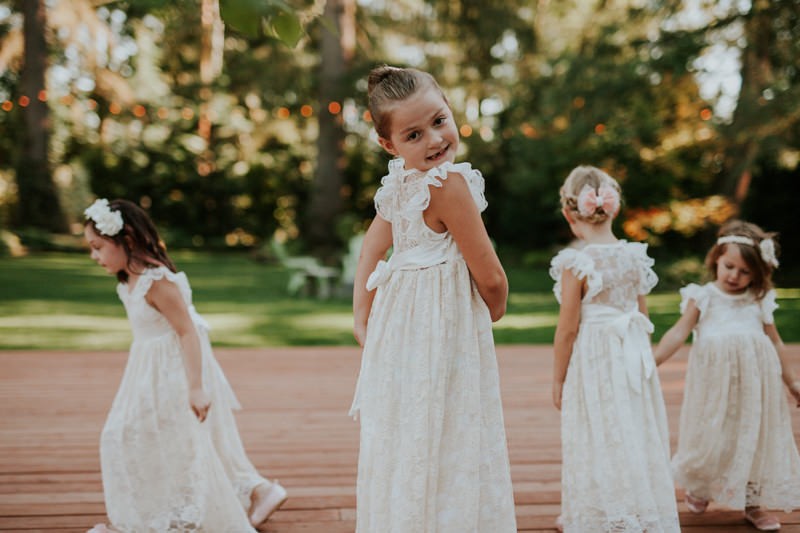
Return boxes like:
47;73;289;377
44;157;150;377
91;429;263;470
367;65;400;95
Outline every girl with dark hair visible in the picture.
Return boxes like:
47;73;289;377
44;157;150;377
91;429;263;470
83;198;285;533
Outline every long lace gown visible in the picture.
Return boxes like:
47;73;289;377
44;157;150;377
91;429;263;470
349;158;517;533
550;242;680;533
100;266;266;532
672;283;800;511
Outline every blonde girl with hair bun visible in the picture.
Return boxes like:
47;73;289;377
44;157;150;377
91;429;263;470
550;165;680;532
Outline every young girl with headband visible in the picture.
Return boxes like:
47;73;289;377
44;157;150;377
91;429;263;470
83;199;286;533
550;166;679;532
654;219;800;531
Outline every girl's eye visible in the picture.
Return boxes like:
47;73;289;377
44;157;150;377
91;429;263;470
434;116;445;125
407;131;420;141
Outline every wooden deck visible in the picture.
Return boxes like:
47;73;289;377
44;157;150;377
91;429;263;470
2;345;800;533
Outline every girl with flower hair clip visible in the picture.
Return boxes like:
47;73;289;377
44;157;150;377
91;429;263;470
83;198;286;533
654;219;800;531
550;165;680;532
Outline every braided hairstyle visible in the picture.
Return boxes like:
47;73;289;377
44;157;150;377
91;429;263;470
84;199;177;283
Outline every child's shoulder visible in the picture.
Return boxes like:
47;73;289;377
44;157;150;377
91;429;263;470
135;266;189;297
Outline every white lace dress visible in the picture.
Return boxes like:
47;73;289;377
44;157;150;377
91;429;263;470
672;283;800;511
550;242;680;533
350;158;517;533
100;267;266;532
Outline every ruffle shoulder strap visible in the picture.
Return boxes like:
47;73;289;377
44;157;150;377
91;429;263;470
428;161;488;213
132;266;191;301
373;158;404;223
625;241;658;295
373;159;489;222
549;248;601;304
679;283;709;315
759;289;779;325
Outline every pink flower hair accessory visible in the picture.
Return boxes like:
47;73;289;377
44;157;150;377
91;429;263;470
576;184;619;217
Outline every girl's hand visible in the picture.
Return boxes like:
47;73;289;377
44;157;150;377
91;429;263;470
552;380;563;410
790;381;800;408
189;387;211;422
353;321;367;348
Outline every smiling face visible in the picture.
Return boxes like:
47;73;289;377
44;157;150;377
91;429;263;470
378;85;459;172
84;224;129;276
714;244;754;294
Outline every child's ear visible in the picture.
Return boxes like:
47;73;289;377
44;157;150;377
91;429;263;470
562;207;576;225
378;136;398;156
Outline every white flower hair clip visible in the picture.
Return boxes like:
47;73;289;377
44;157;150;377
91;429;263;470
84;198;124;236
716;235;779;268
576;184;619;217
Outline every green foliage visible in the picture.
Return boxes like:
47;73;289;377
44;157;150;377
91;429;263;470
0;252;798;350
220;0;304;46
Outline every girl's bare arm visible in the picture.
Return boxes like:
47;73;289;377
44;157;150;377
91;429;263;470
427;173;507;321
552;269;582;410
653;301;699;366
146;278;211;422
352;216;393;346
764;323;800;406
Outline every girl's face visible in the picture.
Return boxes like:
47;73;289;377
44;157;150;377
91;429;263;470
714;244;754;294
84;224;128;276
378;85;459;172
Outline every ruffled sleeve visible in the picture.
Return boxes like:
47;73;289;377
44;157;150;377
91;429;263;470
549;248;601;303
626;241;658;295
679;283;709;316
133;266;190;301
759;289;779;325
373;159;404;223
430;161;488;213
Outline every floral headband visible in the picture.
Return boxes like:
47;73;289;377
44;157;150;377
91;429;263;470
84;198;124;236
576;184;620;217
717;235;779;268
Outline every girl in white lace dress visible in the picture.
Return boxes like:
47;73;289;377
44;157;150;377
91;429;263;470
550;166;680;533
82;199;286;533
349;66;517;532
654;220;800;531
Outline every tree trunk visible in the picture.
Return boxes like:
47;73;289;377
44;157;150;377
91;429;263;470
717;2;772;205
15;0;66;232
307;0;355;256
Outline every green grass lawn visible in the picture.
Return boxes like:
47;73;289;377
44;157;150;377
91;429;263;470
0;252;798;350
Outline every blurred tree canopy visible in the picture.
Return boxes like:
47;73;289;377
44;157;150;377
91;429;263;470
0;0;798;268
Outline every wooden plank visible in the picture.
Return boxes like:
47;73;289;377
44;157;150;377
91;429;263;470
1;346;800;532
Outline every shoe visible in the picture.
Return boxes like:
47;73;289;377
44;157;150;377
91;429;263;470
745;507;781;531
685;492;709;514
555;514;563;532
250;480;288;530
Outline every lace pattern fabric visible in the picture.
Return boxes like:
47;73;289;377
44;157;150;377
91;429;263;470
352;159;517;532
672;283;800;511
101;267;265;532
551;242;680;533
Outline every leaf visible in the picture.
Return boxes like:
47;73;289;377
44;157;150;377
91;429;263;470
270;9;303;48
220;0;264;38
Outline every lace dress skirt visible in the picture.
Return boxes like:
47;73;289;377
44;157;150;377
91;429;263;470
560;309;679;533
672;333;800;510
351;258;517;533
99;327;261;532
